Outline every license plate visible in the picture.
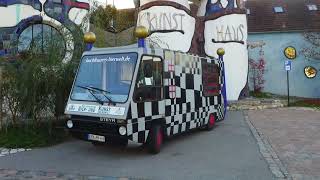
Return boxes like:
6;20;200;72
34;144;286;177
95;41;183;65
88;134;105;142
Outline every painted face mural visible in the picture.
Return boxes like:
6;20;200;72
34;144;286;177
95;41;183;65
198;0;248;101
137;0;196;52
0;0;89;62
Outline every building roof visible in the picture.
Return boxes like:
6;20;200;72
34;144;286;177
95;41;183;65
246;0;320;33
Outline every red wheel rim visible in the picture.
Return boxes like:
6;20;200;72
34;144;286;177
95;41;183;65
156;129;163;148
209;114;215;127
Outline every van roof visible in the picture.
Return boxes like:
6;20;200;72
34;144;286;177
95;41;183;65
83;44;221;61
82;43;166;56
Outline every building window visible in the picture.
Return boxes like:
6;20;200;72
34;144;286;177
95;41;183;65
246;9;251;15
307;4;318;11
273;6;284;13
202;60;220;97
18;24;65;58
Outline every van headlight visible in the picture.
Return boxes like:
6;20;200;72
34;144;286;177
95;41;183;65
67;120;73;129
119;126;127;136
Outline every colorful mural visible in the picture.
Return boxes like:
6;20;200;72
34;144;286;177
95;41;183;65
248;41;266;93
248;33;320;98
137;0;196;52
137;0;248;101
0;0;90;62
200;4;248;101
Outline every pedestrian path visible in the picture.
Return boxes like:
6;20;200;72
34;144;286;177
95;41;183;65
247;108;320;180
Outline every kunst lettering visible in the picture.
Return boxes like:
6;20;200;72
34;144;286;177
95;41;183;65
137;2;195;52
138;12;186;33
136;0;248;101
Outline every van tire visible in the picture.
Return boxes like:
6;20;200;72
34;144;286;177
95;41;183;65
206;113;216;131
147;124;164;154
92;141;105;146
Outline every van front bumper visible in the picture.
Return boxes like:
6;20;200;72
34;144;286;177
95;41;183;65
66;119;128;142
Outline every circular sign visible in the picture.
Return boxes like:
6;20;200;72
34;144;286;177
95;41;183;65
284;46;297;59
304;66;317;79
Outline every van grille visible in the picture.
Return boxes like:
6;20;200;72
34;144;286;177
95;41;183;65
72;120;119;135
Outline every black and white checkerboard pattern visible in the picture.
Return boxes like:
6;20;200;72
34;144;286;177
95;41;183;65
126;48;225;143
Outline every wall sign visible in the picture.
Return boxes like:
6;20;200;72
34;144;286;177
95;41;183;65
304;66;317;79
285;60;292;71
284;46;297;60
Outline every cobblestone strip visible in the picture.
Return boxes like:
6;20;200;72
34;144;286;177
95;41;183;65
0;148;31;157
291;174;320;180
243;111;290;180
0;169;147;180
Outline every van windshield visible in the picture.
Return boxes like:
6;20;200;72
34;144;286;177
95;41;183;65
71;53;138;103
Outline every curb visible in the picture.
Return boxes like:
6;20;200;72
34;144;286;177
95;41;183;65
0;148;31;157
0;169;148;180
243;111;291;180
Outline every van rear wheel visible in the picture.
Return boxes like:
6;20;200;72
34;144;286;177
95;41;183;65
206;113;216;131
147;124;164;154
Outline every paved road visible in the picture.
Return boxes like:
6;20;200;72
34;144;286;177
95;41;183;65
0;111;274;180
248;108;320;180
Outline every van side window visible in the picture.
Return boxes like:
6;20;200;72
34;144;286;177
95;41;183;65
202;60;220;96
134;55;163;102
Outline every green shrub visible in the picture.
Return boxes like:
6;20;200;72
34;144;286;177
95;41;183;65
0;24;84;147
0;120;68;148
249;91;272;99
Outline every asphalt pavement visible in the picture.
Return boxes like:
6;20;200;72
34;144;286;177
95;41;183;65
0;111;274;180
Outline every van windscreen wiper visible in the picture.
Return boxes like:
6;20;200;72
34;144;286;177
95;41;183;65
89;86;116;105
87;86;111;94
76;85;104;105
76;85;115;105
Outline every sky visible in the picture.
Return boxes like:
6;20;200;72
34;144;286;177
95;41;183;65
96;0;135;9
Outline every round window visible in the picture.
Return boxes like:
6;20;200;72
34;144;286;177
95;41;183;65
18;24;66;59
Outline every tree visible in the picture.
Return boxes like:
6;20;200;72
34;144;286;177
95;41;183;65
90;5;117;30
115;9;135;32
90;4;135;32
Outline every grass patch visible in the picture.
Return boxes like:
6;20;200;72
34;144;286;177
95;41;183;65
0;121;68;148
250;91;273;99
291;99;320;109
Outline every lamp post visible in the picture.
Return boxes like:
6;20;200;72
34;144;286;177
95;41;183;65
217;48;227;118
0;67;3;130
134;26;149;48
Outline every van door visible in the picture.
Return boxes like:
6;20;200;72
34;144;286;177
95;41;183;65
133;55;164;117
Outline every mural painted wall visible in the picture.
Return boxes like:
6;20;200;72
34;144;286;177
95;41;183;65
198;0;248;101
136;0;248;101
0;0;90;62
248;32;320;98
137;0;195;52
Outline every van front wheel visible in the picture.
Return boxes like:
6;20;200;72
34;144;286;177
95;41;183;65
147;124;164;154
92;141;105;146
